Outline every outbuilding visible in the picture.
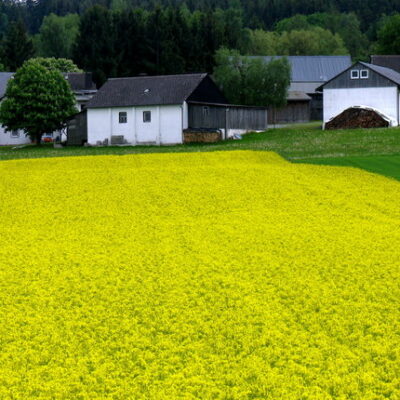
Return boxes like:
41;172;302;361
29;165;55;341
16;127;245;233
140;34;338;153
81;73;267;146
319;62;400;128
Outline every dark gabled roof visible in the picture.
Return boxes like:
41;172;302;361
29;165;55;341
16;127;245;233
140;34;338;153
87;73;209;108
0;72;14;99
66;72;97;91
359;62;400;86
370;55;400;74
253;55;352;82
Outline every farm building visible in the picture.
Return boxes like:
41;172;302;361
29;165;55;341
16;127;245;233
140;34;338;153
253;56;352;123
370;55;400;73
74;73;267;146
0;72;96;146
318;61;400;129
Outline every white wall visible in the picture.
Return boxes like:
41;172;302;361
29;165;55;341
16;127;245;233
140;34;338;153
112;107;135;143
0;127;31;146
88;108;112;145
87;105;184;146
160;105;183;144
182;102;189;130
324;87;399;125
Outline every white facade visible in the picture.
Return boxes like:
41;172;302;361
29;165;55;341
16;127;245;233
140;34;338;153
323;87;399;126
87;102;188;146
0;127;31;146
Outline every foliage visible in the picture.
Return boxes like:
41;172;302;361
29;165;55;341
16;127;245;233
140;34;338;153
244;29;279;55
0;59;77;144
35;13;80;59
275;12;369;58
1;20;34;71
32;57;82;72
376;13;400;55
278;27;347;55
214;48;290;107
73;5;116;86
0;150;399;398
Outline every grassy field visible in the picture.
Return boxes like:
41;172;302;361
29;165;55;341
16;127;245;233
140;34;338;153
297;155;400;181
1;151;399;398
1;122;399;179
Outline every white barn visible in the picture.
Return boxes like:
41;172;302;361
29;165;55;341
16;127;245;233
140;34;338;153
85;74;228;146
319;62;400;127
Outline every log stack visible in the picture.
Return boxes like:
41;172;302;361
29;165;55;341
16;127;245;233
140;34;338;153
325;107;390;130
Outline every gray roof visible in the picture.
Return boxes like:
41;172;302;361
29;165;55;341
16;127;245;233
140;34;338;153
0;71;96;99
0;72;14;98
254;55;352;82
87;73;208;108
287;91;311;101
370;55;400;74
289;82;322;93
66;72;97;92
359;62;400;86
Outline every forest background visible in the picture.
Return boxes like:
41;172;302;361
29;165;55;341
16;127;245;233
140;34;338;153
1;0;400;85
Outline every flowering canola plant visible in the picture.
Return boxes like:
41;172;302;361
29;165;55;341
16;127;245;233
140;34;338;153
0;151;399;399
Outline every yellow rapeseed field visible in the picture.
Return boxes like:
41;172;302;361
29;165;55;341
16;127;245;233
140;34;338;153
0;151;399;399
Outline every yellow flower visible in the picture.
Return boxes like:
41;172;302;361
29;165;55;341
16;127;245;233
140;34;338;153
0;151;399;399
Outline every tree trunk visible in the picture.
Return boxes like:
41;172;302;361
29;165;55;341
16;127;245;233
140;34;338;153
35;132;42;146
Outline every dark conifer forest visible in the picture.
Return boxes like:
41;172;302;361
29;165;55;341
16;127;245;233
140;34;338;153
1;0;400;84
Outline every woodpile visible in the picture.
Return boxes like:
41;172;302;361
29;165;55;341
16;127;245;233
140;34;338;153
325;107;390;130
183;130;222;144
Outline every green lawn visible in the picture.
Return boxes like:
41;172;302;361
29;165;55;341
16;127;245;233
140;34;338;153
1;122;399;180
295;155;400;181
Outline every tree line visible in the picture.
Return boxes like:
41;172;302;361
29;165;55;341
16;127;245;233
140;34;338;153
2;0;400;33
1;1;400;86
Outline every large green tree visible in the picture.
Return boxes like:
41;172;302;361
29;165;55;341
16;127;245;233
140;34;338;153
0;59;77;145
376;14;400;54
35;13;80;59
213;48;290;108
33;57;82;73
2;20;34;71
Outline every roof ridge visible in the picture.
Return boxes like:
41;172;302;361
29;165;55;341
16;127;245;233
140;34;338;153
108;73;207;81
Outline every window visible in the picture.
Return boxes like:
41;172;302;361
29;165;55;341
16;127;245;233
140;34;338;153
360;69;369;79
119;112;127;124
203;106;210;116
143;111;151;123
351;70;360;79
10;130;19;138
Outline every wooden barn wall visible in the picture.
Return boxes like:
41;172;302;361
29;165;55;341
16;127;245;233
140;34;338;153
189;104;267;131
310;93;322;121
67;112;88;146
324;63;394;89
268;101;310;124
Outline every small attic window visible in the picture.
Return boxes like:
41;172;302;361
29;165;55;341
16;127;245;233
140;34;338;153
351;70;359;79
360;69;369;79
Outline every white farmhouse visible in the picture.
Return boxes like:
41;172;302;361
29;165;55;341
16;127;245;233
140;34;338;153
0;72;31;146
0;72;97;146
85;73;228;146
319;61;400;127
